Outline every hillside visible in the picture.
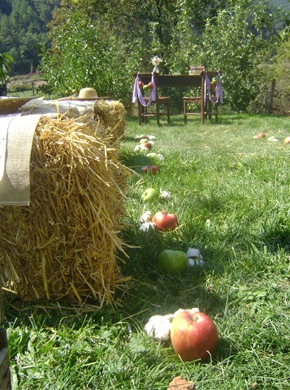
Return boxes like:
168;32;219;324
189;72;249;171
0;0;60;75
267;0;290;12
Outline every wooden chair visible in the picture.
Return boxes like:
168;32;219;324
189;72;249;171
183;95;204;124
183;70;220;124
135;73;170;126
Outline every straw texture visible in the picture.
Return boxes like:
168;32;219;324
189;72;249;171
93;100;126;144
0;107;130;307
0;97;33;115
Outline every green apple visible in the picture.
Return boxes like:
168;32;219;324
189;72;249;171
157;249;188;275
141;188;159;202
140;137;149;144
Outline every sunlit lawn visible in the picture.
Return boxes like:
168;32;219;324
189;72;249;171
4;113;290;389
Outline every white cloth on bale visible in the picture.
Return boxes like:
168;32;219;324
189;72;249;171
0;114;42;205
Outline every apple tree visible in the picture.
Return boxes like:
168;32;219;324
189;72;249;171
39;8;144;102
256;26;290;114
193;0;281;111
0;52;13;95
39;0;231;103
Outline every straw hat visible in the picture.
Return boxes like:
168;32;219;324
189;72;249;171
78;87;98;100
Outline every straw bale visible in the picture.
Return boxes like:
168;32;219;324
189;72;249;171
0;114;131;306
0;97;33;115
93;100;126;144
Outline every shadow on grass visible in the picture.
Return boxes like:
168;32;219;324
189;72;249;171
120;148;162;174
125;113;250;128
117;223;227;324
260;226;290;253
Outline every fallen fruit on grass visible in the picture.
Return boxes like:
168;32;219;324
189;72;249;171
144;308;200;342
284;136;290;144
139;222;156;232
186;247;205;267
253;132;266;139
170;310;218;362
141;188;159;202
159;190;171;200
143;141;154;150
152;211;178;231
140;210;152;223
267;136;279;142
140;137;150;143
141;165;159;174
147;152;165;161
157;249;188;275
144;314;173;341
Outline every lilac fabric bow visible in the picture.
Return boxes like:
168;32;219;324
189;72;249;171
215;72;223;103
132;73;156;107
204;71;223;104
204;74;212;105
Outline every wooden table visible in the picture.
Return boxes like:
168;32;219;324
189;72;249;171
157;74;207;123
157;74;205;88
134;72;218;124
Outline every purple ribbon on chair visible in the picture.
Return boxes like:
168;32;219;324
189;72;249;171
132;73;156;107
204;71;223;104
215;72;223;103
204;74;212;105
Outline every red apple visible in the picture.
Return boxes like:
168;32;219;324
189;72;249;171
152;211;178;231
170;310;218;362
141;165;159;174
138;81;144;88
254;132;266;139
147;81;154;90
143;141;153;150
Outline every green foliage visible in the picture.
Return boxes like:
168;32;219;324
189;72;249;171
0;0;60;74
39;9;143;101
39;0;234;102
258;26;290;114
2;0;290;110
0;52;13;85
190;0;280;111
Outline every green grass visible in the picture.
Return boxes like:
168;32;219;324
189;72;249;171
4;113;290;389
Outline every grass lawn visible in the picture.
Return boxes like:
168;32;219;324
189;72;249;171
3;113;290;389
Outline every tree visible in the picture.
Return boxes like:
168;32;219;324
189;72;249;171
39;0;231;104
262;26;290;114
39;8;145;101
0;52;14;86
192;0;285;111
0;0;60;74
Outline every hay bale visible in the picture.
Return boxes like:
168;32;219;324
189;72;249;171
93;100;126;144
0;113;131;307
0;97;33;115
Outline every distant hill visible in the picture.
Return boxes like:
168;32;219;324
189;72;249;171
0;0;60;75
267;0;290;12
